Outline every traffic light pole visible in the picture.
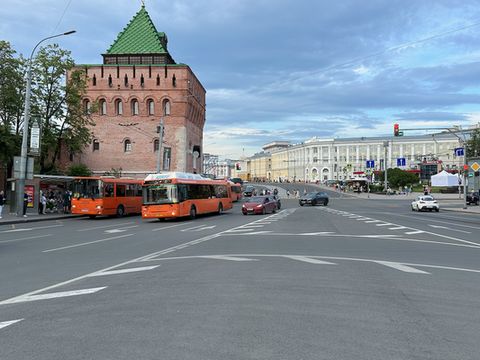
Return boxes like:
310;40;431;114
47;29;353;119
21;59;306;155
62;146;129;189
383;141;389;194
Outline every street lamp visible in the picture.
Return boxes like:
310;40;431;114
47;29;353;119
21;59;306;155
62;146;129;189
16;30;76;217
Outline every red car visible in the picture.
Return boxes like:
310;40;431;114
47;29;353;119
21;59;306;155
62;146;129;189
242;196;277;215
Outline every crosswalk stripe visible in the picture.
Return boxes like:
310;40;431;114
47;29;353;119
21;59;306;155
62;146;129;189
0;287;107;305
405;230;424;235
0;319;24;330
88;266;160;277
284;255;336;265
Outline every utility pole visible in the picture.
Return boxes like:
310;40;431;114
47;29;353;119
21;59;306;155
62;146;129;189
156;117;164;173
383;141;389;194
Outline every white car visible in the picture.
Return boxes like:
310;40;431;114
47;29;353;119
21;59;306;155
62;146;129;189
411;195;439;212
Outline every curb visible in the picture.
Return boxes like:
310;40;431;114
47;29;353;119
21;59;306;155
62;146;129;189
0;214;79;226
441;208;480;215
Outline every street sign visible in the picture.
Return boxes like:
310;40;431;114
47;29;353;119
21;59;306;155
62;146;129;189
366;160;375;168
471;162;480;172
396;158;406;167
454;147;464;156
468;172;474;177
463;164;470;171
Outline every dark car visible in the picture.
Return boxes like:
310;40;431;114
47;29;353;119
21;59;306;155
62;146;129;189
299;192;329;206
467;191;479;205
242;196;277;215
243;186;256;197
230;177;244;186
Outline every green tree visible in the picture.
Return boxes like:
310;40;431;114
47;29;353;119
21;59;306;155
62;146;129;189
67;163;92;176
466;129;480;158
31;44;94;173
380;168;419;188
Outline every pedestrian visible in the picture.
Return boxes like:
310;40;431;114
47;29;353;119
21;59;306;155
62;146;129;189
63;191;71;213
41;193;47;215
23;192;29;217
273;188;278;196
0;190;5;219
286;190;290;198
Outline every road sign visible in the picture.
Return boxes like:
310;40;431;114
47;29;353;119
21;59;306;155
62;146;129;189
463;164;470;171
366;160;375;168
454;147;464;156
471;162;480;172
396;158;406;167
468;172;474;177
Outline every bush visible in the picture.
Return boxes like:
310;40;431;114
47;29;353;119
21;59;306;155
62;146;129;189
67;164;92;176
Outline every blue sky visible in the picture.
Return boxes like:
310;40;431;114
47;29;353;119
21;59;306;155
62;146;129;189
2;0;480;159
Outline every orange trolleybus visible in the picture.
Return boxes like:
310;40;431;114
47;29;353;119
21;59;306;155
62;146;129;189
142;172;233;220
228;181;243;202
71;176;143;218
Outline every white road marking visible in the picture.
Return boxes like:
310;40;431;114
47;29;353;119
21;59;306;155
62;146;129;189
88;266;160;277
375;261;430;274
428;224;471;234
284;255;336;265
388;226;407;230
0;287;107;305
198;255;258;262
192;225;217;232
151;223;191;232
300;232;335;235
43;234;134;253
364;220;382;223
181;225;208;232
0;234;51;244
405;230;424;235
0;319;24;330
104;225;138;234
1;224;63;233
76;222;134;232
376;223;393;227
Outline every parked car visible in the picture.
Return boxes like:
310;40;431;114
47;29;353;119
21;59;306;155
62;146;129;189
299;192;329;206
411;195;439;212
466;191;479;205
243;186;256;197
242;196;277;215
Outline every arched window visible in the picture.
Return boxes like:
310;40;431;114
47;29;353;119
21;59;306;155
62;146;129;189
124;139;132;152
93;139;100;151
131;99;139;115
99;99;107;115
83;99;91;114
147;99;155;115
163;99;171;116
115;99;123;115
153;139;159;152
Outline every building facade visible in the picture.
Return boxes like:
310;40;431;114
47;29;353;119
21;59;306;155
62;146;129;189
72;6;206;177
248;132;470;182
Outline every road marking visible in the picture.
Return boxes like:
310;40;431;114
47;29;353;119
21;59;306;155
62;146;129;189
405;230;424;235
0;234;51;244
181;225;207;232
388;226;407;230
283;255;336;265
76;222;134;232
375;261;430;274
428;224;471;234
88;266;160;277
1;224;63;233
43;234;134;253
364;220;382;223
0;319;24;330
192;225;217;232
0;287;107;305
104;225;139;234
151;223;191;232
376;223;393;226
198;255;258;262
240;231;273;235
300;232;335;235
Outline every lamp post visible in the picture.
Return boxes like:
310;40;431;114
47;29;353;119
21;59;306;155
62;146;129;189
16;30;76;217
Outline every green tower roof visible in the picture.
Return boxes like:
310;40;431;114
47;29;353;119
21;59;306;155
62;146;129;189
106;6;168;55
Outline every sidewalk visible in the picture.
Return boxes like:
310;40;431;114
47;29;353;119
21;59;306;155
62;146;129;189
0;205;78;225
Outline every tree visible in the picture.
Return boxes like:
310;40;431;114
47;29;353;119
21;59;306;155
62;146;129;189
466;129;480;158
379;168;419;188
30;44;94;173
67;164;92;176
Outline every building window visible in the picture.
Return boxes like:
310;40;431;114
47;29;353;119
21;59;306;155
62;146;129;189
115;99;123;115
153;139;159;152
148;99;155;115
92;74;96;86
140;74;145;87
172;74;176;87
83;99;91;114
93;139;100;151
163;100;171;115
99;99;107;115
124;74;129;87
131;99;139;115
163;147;171;170
156;74;160;86
124;139;132;152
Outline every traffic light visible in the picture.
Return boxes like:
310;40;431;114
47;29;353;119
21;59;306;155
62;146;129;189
394;123;399;137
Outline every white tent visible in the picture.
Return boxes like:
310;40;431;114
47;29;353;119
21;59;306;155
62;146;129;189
431;170;462;187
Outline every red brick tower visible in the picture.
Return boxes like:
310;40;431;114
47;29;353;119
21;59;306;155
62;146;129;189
73;5;205;177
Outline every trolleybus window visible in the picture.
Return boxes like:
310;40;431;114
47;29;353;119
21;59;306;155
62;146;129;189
73;179;103;199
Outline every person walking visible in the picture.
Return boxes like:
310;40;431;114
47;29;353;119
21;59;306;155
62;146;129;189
23;192;29;217
41;193;47;215
0;190;6;219
63;191;71;214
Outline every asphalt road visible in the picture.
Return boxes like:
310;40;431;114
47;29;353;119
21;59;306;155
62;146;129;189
1;184;480;359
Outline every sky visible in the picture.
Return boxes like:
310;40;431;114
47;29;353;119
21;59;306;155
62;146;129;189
2;0;480;159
